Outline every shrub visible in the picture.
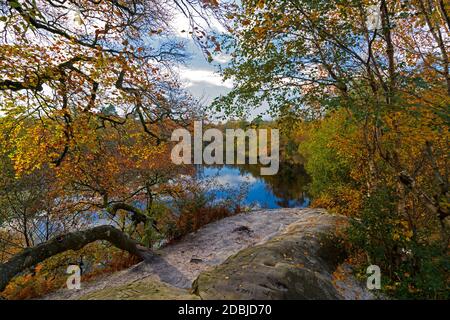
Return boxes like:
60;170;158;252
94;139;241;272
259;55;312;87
348;187;449;299
300;111;363;216
166;177;247;240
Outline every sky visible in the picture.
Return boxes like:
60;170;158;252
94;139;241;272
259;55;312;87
171;11;269;121
172;12;232;106
177;38;233;106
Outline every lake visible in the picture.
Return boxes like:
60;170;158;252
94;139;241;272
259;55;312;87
196;164;311;209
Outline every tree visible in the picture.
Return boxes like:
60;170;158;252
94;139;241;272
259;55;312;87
216;0;449;225
213;0;449;297
0;0;217;293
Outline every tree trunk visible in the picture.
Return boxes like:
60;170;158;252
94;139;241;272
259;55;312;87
0;225;145;293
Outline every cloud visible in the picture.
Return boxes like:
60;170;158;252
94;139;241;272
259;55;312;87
168;10;270;120
213;53;232;64
213;173;257;186
179;67;233;89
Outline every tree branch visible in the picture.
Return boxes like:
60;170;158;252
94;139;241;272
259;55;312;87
0;225;146;293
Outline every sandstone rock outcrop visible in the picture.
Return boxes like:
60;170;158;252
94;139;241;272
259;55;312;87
41;209;375;300
192;212;349;299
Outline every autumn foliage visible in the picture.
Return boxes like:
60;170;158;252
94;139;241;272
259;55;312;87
216;0;449;299
0;0;224;298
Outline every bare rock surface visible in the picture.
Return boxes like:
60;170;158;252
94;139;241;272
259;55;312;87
43;208;304;299
192;212;366;299
41;208;375;300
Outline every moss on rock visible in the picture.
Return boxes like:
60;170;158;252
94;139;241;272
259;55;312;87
80;276;199;300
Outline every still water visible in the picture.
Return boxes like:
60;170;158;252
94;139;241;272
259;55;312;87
196;164;311;209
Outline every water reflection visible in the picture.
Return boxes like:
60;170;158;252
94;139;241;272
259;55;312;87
196;164;310;209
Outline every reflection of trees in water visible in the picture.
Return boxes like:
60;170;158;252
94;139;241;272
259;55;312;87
195;163;311;208
237;163;310;208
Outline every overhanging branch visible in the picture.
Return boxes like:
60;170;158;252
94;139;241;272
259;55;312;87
0;225;146;293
